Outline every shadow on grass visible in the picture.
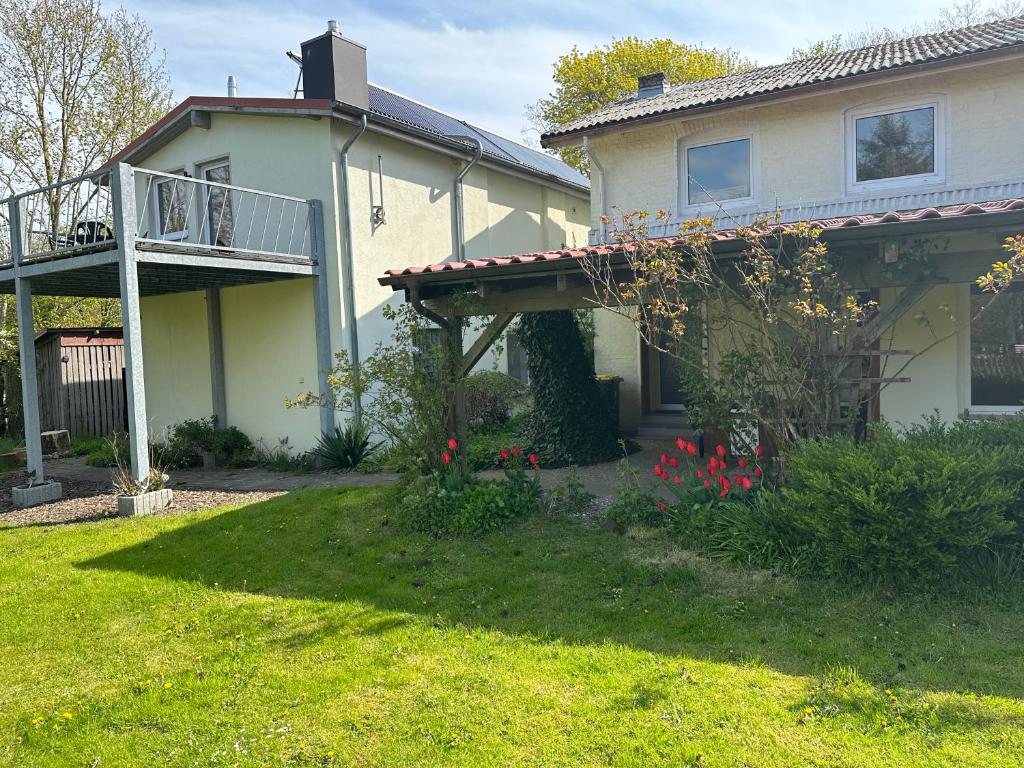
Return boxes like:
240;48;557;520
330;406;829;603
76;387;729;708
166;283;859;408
78;486;1024;710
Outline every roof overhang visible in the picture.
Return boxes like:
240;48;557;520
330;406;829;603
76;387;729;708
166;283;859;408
542;44;1024;148
104;96;590;198
379;199;1024;299
103;97;336;169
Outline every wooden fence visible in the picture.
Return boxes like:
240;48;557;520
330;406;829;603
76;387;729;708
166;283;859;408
36;328;125;437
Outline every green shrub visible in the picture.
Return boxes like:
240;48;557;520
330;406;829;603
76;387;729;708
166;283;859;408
402;438;541;535
311;421;379;470
465;413;529;471
404;478;538;535
464;370;527;429
70;435;106;457
777;425;1018;584
212;426;254;467
252;438;310;472
158;417;254;468
604;457;661;527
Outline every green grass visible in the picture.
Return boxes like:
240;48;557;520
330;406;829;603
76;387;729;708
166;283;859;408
1;488;1023;766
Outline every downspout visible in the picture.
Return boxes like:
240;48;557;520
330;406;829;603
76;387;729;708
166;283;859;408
339;114;367;416
451;137;483;261
583;135;607;243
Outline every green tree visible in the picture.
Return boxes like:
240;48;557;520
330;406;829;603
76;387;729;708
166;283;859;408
0;0;173;361
527;38;752;173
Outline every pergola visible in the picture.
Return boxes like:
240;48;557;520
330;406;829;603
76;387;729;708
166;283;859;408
1;163;335;505
378;198;1024;443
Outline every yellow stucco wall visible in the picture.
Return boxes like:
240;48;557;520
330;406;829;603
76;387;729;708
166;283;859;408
219;278;321;452
878;283;967;427
126;109;589;449
593;308;643;432
139;291;213;440
588;58;1024;230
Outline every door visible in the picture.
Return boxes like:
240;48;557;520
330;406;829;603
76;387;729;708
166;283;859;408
201;161;233;247
648;312;706;412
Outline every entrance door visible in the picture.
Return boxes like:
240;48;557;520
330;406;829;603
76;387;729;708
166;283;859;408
647;313;706;412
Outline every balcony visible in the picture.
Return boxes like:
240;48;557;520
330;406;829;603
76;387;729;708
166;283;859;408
0;164;321;296
1;164;332;502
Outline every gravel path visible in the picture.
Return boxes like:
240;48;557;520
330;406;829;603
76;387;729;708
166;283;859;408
0;470;284;528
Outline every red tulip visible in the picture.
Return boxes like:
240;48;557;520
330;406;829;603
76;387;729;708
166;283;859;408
754;467;763;478
658;502;668;513
673;475;681;485
741;476;754;490
653;465;662;477
675;437;686;451
708;457;718;470
500;449;510;460
696;469;704;478
660;454;669;465
755;444;764;457
529;453;539;466
738;458;747;469
512;447;522;458
447;438;458;450
669;456;680;469
441;452;452;464
703;479;711;489
719;489;729;497
687;443;698;456
716;444;726;459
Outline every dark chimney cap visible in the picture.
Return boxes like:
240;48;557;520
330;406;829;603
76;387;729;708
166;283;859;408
637;72;668;99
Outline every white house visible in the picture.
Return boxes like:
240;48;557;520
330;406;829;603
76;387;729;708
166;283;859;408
0;20;589;503
381;16;1024;439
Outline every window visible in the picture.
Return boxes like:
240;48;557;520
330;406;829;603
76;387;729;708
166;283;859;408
155;173;188;239
412;326;445;378
684;138;752;206
202;161;234;247
970;286;1024;410
847;101;943;191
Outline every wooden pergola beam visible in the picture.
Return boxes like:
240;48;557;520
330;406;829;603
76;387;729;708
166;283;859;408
461;312;515;377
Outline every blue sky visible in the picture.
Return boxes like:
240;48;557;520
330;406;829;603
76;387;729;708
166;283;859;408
120;0;953;143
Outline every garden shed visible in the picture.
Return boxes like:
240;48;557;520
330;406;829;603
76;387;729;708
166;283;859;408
35;328;126;438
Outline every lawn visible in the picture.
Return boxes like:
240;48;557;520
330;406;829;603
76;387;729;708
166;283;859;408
1;488;1023;766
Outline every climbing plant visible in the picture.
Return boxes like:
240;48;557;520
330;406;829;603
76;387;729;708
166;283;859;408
516;310;620;466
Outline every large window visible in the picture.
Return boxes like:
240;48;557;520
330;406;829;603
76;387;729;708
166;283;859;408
971;286;1024;410
684;137;752;206
848;101;942;190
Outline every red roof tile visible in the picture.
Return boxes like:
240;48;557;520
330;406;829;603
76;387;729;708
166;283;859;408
382;197;1024;280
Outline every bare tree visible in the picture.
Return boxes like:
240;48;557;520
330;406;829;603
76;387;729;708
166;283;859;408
0;0;172;364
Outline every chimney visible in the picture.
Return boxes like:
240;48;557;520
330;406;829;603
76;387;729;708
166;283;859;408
300;20;368;109
226;75;237;97
637;72;667;99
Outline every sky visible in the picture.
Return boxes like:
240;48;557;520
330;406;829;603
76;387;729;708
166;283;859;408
119;0;957;144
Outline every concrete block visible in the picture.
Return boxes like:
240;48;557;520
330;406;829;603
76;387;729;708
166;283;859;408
117;488;173;517
12;481;63;508
41;430;71;455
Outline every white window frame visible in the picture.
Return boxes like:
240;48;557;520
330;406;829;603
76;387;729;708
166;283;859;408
845;97;946;195
151;169;189;242
679;133;756;212
963;284;1024;415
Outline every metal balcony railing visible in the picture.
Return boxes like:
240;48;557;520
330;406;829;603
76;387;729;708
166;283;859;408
1;165;316;267
3;169;115;265
134;169;314;260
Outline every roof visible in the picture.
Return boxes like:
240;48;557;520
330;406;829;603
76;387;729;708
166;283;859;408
105;92;588;192
34;327;124;345
543;15;1024;144
367;85;589;189
381;196;1024;283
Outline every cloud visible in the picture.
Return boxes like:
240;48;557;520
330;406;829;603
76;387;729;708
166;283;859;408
118;0;953;140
